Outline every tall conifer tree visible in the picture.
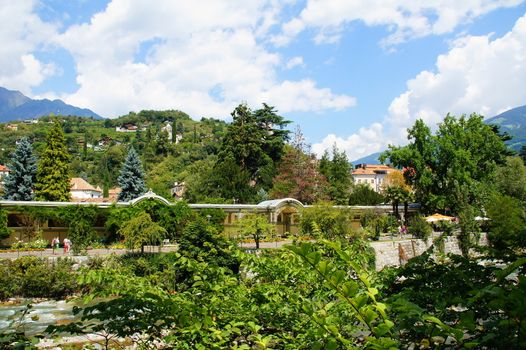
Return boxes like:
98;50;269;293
118;147;147;201
35;122;71;201
3;138;37;201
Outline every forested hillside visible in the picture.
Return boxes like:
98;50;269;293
0;110;227;200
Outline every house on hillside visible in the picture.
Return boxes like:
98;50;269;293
352;164;396;192
0;165;9;186
161;122;173;141
70;178;102;199
116;124;138;132
170;182;186;199
5;124;18;131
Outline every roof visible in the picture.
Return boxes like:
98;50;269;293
0;165;9;172
352;164;394;176
257;198;304;209
70;178;101;193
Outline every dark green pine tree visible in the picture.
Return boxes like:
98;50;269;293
3;138;37;201
35;122;71;201
118;147;147;201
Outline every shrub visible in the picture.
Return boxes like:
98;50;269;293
407;216;432;240
0;257;77;300
299;203;353;240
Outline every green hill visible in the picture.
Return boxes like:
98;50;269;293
484;105;526;151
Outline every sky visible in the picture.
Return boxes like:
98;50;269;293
2;0;526;161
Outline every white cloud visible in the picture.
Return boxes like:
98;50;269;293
312;123;385;161
47;0;355;117
285;56;304;69
274;0;524;46
0;0;57;94
314;12;526;160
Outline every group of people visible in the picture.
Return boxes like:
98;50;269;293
51;237;72;254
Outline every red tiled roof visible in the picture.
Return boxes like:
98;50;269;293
0;165;9;172
70;178;101;192
352;164;394;175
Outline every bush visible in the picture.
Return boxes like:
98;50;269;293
299;203;353;240
0;257;77;300
407;216;432;240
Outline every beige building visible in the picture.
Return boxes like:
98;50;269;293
352;164;396;192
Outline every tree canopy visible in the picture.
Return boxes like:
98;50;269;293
382;114;509;214
3;138;37;201
34;122;71;201
118;147;147;201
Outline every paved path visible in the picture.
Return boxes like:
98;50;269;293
0;246;178;259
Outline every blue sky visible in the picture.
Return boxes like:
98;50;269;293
2;1;526;160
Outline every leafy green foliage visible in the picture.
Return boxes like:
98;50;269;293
235;212;276;249
178;218;240;274
0;256;77;300
3;138;37;201
0;207;10;240
319;145;352;205
118;211;167;253
349;183;385;205
486;193;526;253
407;215;432;240
382;114;509;213
384;253;526;349
58;205;100;254
211;103;289;203
118;147;147;201
299;203;353;239
34;122;70;201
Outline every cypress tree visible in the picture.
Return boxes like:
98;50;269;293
3;138;37;201
35;122;71;201
118;147;147;201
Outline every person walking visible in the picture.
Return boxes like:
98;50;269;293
51;237;59;255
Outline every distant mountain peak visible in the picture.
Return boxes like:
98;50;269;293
0;86;102;122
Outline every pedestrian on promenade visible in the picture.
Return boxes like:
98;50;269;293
63;238;71;254
51;237;59;255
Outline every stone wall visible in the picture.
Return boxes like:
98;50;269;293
371;233;487;271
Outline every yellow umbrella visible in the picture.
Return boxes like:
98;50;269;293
424;213;455;223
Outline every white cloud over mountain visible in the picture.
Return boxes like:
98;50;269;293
0;0;57;94
314;13;526;161
42;0;354;118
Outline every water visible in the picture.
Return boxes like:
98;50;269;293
0;299;78;336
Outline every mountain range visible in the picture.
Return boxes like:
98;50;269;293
352;105;526;164
0;87;101;122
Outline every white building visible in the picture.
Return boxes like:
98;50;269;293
0;165;9;186
70;178;102;199
352;164;396;193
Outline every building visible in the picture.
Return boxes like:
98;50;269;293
0;165;9;187
0;190;419;246
116;124;138;132
70;178;102;199
5;124;18;131
352;164;396;192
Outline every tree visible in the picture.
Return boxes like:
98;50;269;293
118;211;166;253
382;170;412;222
486;194;526;253
235;212;275;249
319;145;352;205
493;156;526;203
118;147;147;201
3;138;37;201
59;205;99;254
382;114;509;214
349;184;385;205
35;122;71;201
212;103;290;202
270;127;327;204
